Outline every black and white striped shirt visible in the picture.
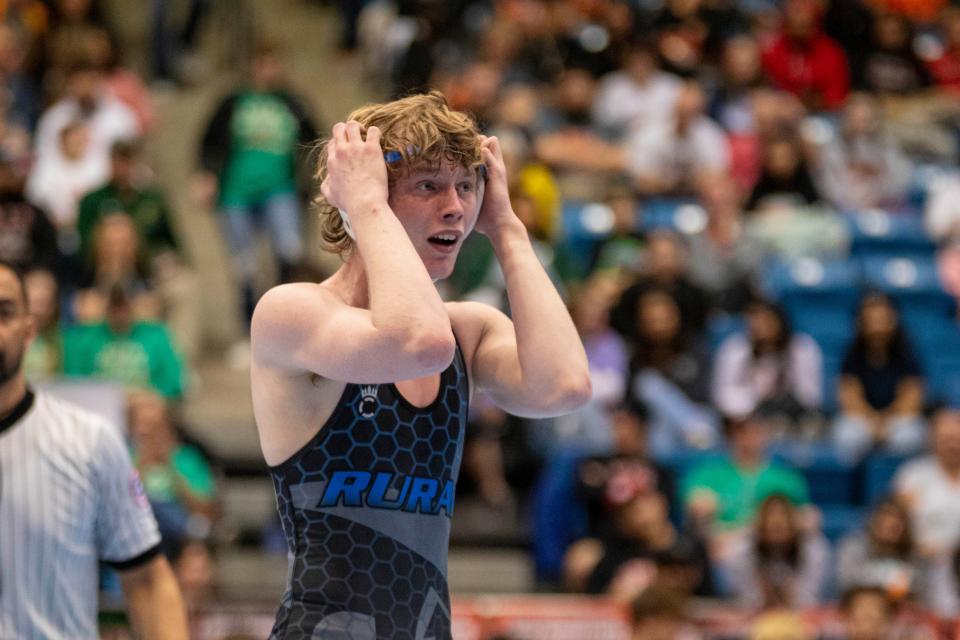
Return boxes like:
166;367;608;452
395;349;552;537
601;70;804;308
0;389;161;640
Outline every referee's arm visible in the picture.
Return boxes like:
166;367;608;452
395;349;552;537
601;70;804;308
92;420;188;639
119;555;188;640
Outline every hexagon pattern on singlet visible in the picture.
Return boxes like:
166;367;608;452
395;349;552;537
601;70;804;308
269;347;468;640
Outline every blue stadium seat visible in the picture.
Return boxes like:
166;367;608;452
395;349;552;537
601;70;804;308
862;454;910;506
764;259;862;338
861;254;949;291
901;316;960;382
926;357;960;406
707;313;746;352
640;199;702;233
558;199;611;279
861;255;941;290
820;505;867;542
860;256;956;326
772;444;856;506
900;313;960;345
789;309;854;355
764;257;861;300
846;210;936;261
562;199;614;239
821;355;844;416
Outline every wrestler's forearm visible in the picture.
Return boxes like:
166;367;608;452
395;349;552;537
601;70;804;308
490;219;590;410
351;200;454;352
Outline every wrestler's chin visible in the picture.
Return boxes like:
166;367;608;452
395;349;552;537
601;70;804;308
429;264;457;283
423;251;460;282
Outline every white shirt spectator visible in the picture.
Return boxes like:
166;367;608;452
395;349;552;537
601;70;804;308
895;456;960;553
711;332;823;418
592;70;681;132
33;93;139;169
728;532;831;609
625;115;729;187
924;170;960;240
815;134;912;211
26;143;107;228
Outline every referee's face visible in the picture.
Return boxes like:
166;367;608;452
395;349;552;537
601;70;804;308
0;267;35;385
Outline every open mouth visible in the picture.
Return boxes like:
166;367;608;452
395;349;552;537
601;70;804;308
428;234;458;247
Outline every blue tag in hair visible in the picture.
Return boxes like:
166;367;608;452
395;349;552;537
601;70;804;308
383;145;421;165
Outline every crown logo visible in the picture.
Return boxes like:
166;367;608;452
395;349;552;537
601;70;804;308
358;385;379;419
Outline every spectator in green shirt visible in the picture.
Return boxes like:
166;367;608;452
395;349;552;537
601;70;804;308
128;391;217;558
683;413;809;530
195;37;319;327
682;411;811;593
78;150;202;360
682;412;819;593
63;284;187;399
77;139;179;265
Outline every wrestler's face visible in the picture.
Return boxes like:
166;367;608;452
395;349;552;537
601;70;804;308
387;162;482;281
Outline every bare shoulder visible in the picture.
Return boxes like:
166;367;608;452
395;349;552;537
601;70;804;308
250;282;342;366
253;282;339;326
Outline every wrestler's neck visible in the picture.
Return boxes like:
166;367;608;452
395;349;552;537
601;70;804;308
326;253;439;309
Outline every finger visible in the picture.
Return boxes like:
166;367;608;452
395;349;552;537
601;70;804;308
331;122;346;142
345;120;362;143
365;125;382;146
480;146;497;166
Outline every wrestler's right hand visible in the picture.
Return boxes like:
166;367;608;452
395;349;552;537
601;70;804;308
320;120;388;215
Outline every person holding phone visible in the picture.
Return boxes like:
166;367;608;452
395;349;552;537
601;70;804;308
250;91;591;639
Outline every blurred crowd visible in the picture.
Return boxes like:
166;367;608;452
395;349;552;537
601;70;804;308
0;0;264;610
343;0;960;636
5;0;960;637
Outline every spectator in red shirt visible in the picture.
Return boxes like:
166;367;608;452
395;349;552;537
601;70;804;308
927;8;960;95
761;0;851;110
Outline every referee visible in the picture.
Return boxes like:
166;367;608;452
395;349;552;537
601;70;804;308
0;260;187;639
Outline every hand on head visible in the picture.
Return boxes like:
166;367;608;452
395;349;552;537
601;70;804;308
321;121;389;216
473;134;516;238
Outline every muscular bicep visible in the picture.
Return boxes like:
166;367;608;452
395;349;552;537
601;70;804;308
451;302;539;415
251;284;453;383
452;301;589;417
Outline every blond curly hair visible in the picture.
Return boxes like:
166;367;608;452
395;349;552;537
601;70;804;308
313;91;483;256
